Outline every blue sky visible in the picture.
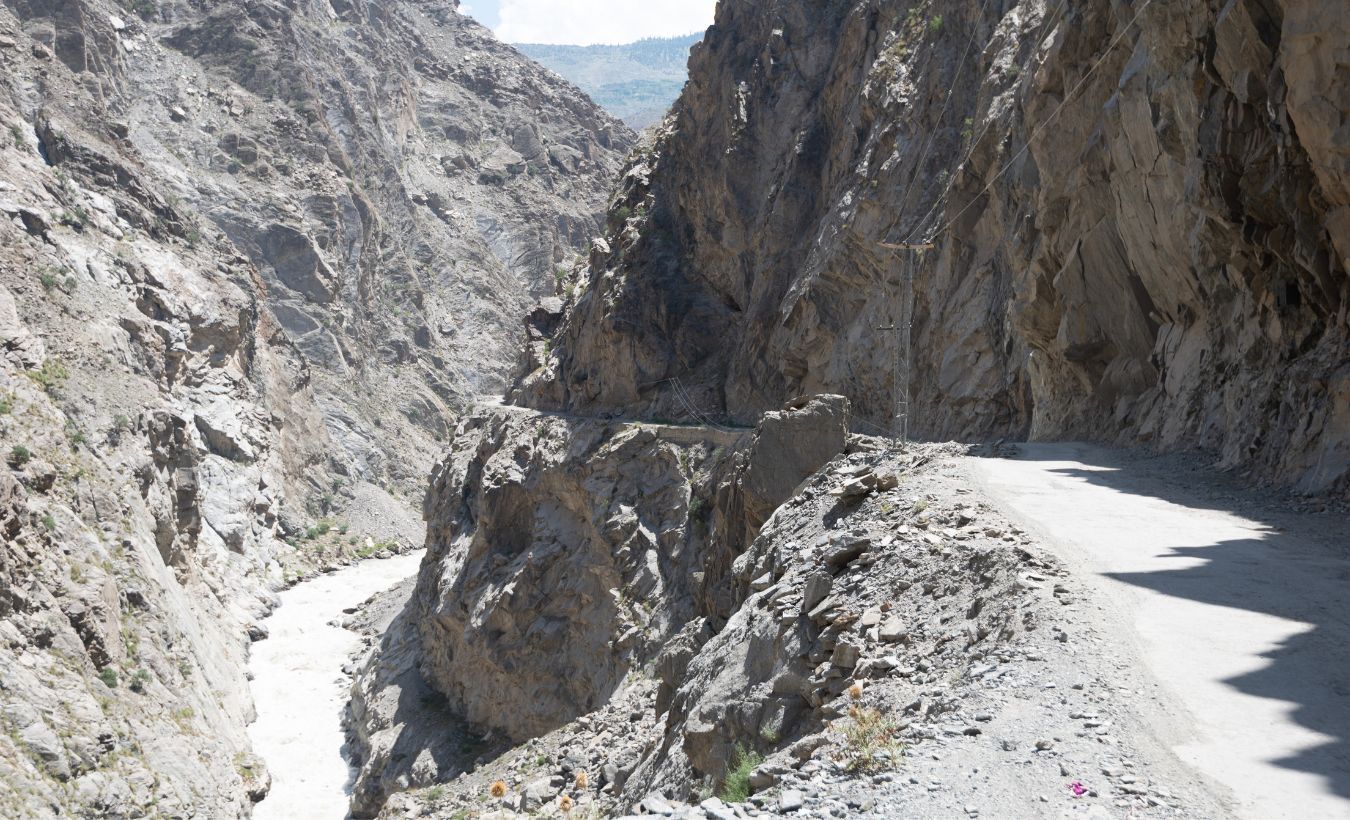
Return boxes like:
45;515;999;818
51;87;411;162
459;0;716;45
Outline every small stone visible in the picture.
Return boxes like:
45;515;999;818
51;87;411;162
879;618;907;643
802;573;832;613
778;789;804;813
830;641;860;669
1035;739;1054;751
641;794;675;815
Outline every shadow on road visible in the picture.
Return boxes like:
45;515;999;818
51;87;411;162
1011;444;1350;805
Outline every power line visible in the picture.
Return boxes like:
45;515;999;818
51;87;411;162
890;0;997;240
900;0;1072;243
910;0;1155;244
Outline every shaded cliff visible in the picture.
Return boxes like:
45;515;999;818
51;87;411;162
516;0;1348;494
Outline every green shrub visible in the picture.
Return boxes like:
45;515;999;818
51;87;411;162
39;272;59;292
8;122;23;149
129;668;152;693
27;359;70;393
9;445;31;466
929;15;944;33
98;668;118;689
41;514;56;531
0;393;12;414
719;744;762;803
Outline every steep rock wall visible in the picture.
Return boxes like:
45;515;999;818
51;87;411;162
517;0;1348;493
6;0;631;497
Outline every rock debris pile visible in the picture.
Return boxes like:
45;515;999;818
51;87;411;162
368;425;1216;818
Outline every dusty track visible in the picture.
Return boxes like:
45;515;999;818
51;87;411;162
967;442;1350;820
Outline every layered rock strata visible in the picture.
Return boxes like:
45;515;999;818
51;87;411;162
517;0;1349;493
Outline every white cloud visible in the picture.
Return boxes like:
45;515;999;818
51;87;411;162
495;0;716;45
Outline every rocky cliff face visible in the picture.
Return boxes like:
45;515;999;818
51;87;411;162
517;0;1349;494
385;0;1347;814
0;0;627;814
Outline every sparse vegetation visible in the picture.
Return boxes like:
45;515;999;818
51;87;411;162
0;392;12;414
129;668;152;693
98;668;119;689
929;14;944;33
9;445;31;467
41;514;56;532
356;538;397;559
108;414;131;445
57;207;88;229
27;358;70;393
8;122;23;149
39;271;59;292
837;704;903;773
719;744;762;803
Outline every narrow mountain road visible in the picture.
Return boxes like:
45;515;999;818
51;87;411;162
966;443;1350;820
248;551;426;820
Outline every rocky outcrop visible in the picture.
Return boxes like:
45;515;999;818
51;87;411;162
345;397;854;813
414;407;747;743
517;0;1349;494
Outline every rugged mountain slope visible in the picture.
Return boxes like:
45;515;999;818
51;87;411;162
516;34;701;130
0;0;628;815
517;0;1348;494
366;0;1348;815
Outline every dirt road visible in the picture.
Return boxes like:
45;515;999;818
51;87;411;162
967;442;1350;820
248;551;426;820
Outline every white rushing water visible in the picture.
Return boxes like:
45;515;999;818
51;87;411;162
248;551;426;819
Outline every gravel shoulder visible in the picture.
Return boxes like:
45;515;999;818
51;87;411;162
965;442;1350;820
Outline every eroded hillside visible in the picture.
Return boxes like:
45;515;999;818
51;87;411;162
0;0;628;814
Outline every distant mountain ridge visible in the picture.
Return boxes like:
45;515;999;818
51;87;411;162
515;34;701;130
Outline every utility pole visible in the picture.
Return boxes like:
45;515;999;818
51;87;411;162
876;242;932;450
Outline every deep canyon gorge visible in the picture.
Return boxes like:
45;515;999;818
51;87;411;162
0;0;1345;819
